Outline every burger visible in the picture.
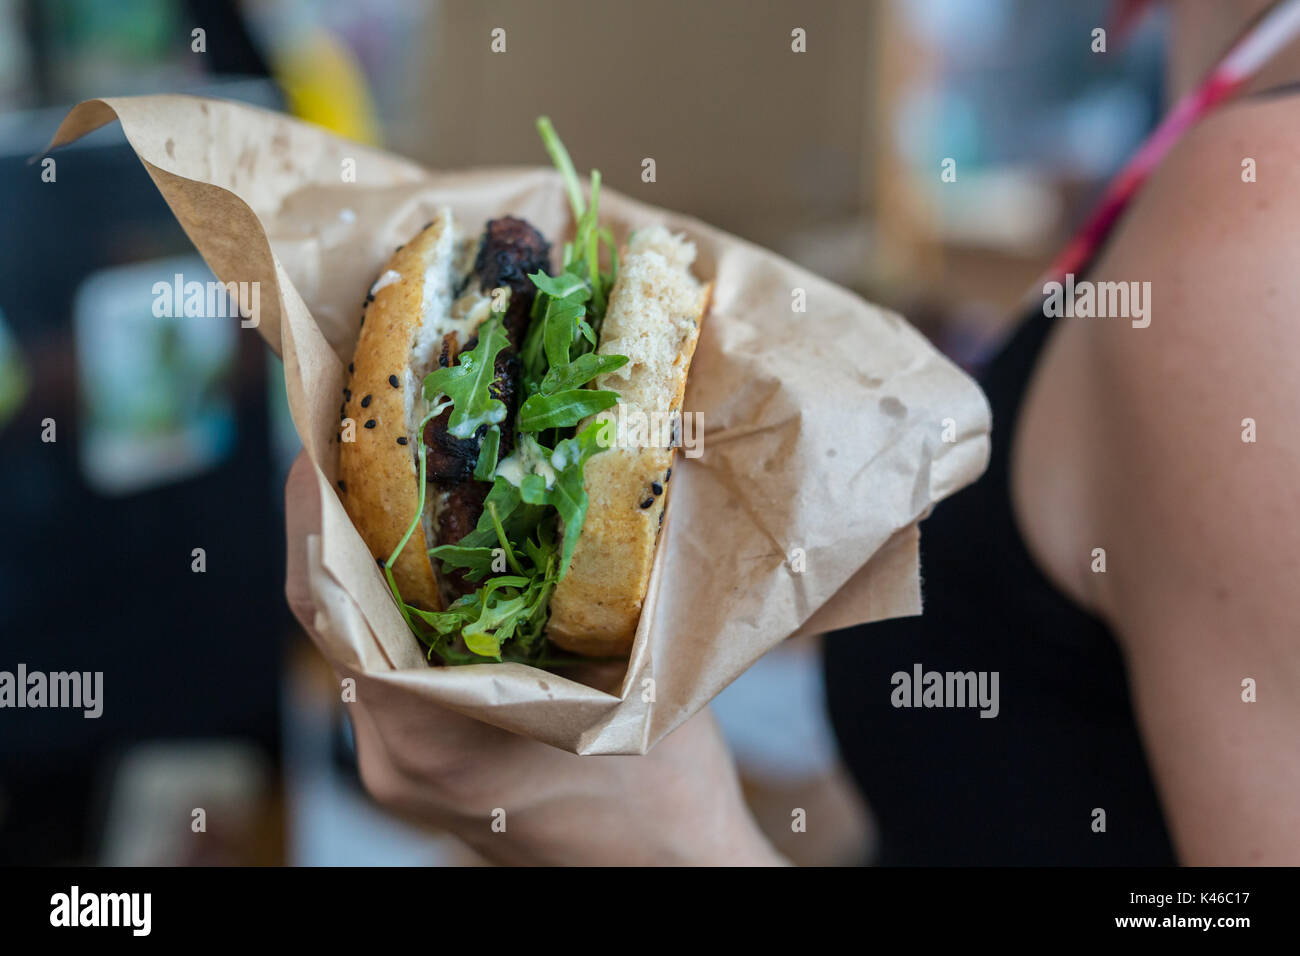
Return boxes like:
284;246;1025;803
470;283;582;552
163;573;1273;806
336;119;710;664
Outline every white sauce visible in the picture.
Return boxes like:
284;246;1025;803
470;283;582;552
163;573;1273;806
496;435;558;489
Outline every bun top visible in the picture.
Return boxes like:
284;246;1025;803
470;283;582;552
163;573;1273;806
336;213;457;612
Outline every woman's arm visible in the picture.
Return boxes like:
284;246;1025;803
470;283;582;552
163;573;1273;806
285;452;787;866
1073;99;1300;864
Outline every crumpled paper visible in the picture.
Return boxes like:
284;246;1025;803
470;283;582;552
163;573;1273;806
49;95;991;754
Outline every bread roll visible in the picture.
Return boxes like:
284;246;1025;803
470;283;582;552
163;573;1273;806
546;227;711;654
337;208;473;611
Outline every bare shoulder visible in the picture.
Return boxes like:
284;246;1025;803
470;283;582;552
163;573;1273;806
1036;97;1300;863
1075;93;1300;642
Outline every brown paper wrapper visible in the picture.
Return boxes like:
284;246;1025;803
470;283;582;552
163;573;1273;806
49;95;991;754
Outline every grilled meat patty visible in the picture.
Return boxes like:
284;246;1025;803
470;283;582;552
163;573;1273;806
424;217;550;595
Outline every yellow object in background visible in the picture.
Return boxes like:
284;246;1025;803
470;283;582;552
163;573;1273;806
271;27;381;145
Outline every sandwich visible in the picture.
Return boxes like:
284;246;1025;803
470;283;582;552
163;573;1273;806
336;119;710;663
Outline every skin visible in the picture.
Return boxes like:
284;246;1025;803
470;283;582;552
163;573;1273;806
284;0;1300;865
1013;1;1300;864
1013;94;1300;864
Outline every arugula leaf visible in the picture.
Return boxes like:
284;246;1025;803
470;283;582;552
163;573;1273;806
529;271;590;300
543;295;585;368
473;425;501;480
461;575;532;659
517;388;618;432
537;116;586;220
517;421;608;575
540;353;627;394
457;477;547;550
427;544;498;582
422;315;509;439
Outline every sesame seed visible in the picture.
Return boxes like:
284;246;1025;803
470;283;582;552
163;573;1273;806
361;394;371;408
388;374;399;388
337;480;346;492
348;362;354;373
639;498;654;509
360;314;365;326
343;388;351;401
665;468;672;482
651;482;663;495
365;292;375;304
365;419;376;429
376;557;385;569
396;243;404;252
396;436;408;445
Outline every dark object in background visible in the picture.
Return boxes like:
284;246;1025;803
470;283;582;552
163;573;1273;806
0;83;289;863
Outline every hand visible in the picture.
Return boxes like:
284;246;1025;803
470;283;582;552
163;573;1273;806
284;452;786;865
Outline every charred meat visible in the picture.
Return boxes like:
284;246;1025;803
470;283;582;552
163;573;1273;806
424;217;548;595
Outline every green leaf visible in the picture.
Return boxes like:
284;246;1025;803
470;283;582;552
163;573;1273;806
458;477;546;549
519;471;550;505
543;297;585;369
422;316;509;439
540;353;627;394
461;576;532;659
473;425;501;480
428;544;497;576
537;116;586;220
518;388;618;432
519;420;610;576
529;271;589;301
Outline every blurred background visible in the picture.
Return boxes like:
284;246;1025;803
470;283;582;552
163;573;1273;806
0;0;1165;865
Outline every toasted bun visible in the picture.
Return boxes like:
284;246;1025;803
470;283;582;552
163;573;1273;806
546;227;711;655
337;210;462;611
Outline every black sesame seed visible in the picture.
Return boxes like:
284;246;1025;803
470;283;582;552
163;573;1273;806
337;480;346;492
365;292;375;304
651;481;663;495
361;394;371;408
396;436;408;445
376;557;385;569
665;468;672;482
348;362;354;373
365;419;376;429
343;388;351;401
388;374;399;388
396;243;404;252
360;314;365;326
639;498;655;509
